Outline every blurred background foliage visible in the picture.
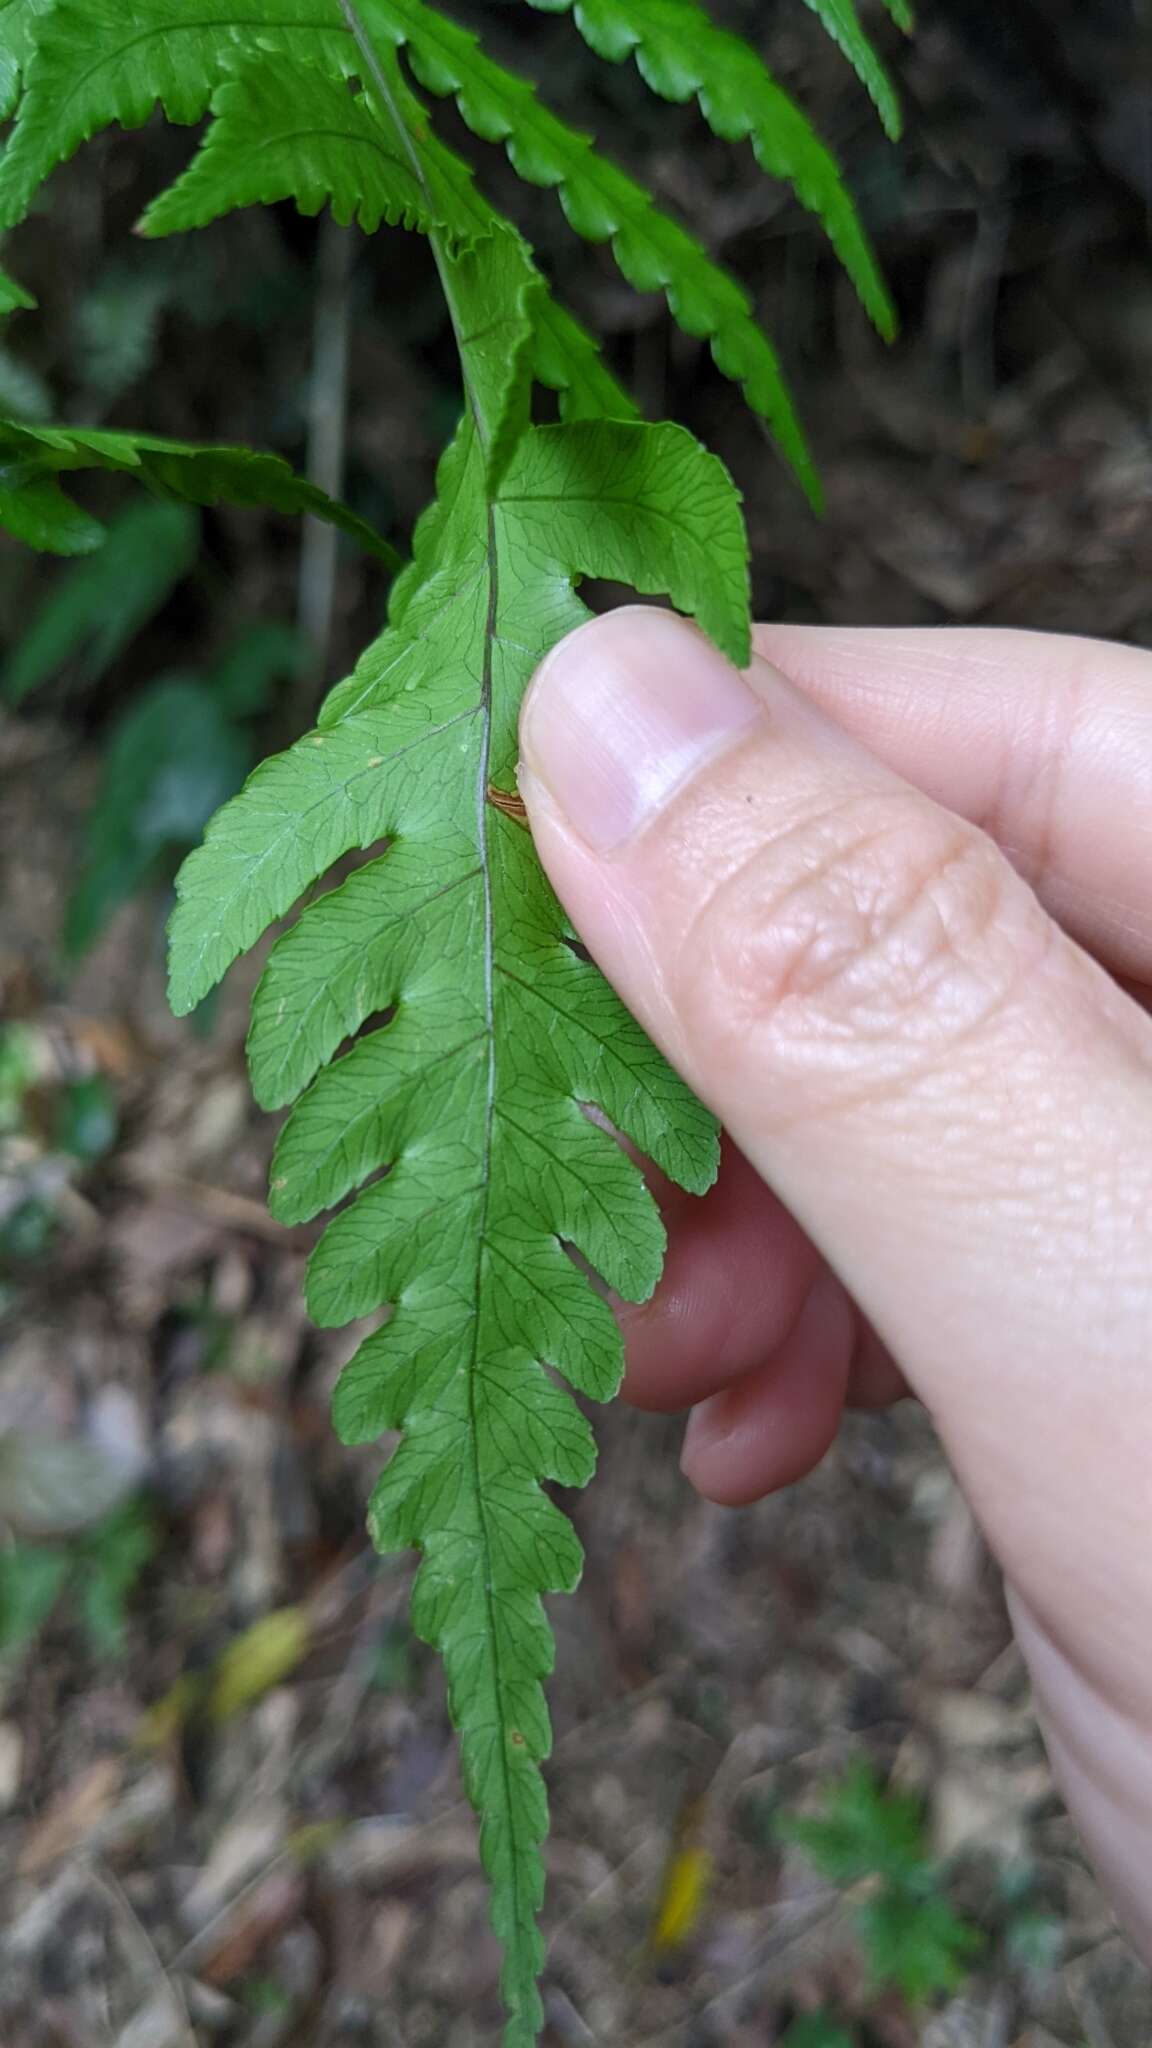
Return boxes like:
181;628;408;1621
1;2;1151;2043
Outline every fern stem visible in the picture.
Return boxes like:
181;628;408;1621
336;11;539;2032
338;0;490;451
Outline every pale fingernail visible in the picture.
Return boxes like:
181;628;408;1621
519;607;761;852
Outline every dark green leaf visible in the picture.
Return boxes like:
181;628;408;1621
0;1023;38;1135
0;1197;57;1262
0;1543;69;1653
0;465;105;555
208;623;302;718
782;2018;857;2048
857;1887;982;2005
0;415;401;565
0;0;51;122
66;676;252;957
1;499;199;704
0;264;34;314
54;1075;118;1160
780;1761;929;1886
74;1499;157;1655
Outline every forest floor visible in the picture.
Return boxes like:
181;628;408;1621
2;2;1152;2042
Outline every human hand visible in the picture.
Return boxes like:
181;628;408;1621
517;609;1152;1948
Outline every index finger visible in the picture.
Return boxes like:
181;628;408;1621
755;625;1152;983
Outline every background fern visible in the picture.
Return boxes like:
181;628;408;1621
0;4;898;2038
0;0;895;502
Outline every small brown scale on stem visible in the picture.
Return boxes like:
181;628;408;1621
486;782;529;823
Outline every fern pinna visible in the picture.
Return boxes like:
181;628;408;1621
0;1;902;2035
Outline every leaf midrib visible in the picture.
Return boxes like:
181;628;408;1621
339;2;538;2008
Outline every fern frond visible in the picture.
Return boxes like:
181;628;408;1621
0;0;819;499
0;416;400;560
358;0;820;500
0;1;638;442
136;35;629;472
137;59;447;238
0;0;45;315
797;0;902;135
0;0;51;120
0;0;349;229
0;470;103;552
0;266;34;314
2;499;199;704
530;296;639;422
137;45;496;247
171;405;736;2042
522;0;896;328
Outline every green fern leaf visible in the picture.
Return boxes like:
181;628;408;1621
0;416;399;562
0;3;622;462
879;0;914;33
0;0;51;120
445;228;547;494
530;296;638;422
0;469;104;553
523;0;896;326
0;0;824;497
359;0;819;500
798;0;903;135
0;265;34;314
136;59;447;238
2;498;199;704
137;50;492;244
169;276;742;2030
169;408;748;1014
0;0;349;228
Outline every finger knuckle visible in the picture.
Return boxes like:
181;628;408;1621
673;791;1048;1115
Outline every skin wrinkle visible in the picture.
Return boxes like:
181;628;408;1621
755;625;1152;974
616;707;868;897
667;765;1152;1172
703;824;1023;1039
519;611;1152;1943
670;805;1062;1131
997;839;1152;943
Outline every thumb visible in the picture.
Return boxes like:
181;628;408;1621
518;607;1152;1925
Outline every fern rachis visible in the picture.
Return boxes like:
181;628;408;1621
0;2;901;2036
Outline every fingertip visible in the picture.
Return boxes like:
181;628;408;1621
519;605;761;855
680;1270;855;1505
619;1143;820;1412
